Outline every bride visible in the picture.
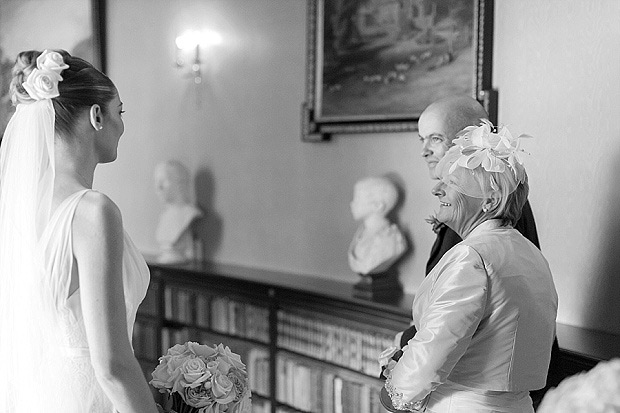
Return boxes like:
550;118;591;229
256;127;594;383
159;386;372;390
0;50;160;412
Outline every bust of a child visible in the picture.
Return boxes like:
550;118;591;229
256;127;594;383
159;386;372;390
348;177;407;275
154;160;202;264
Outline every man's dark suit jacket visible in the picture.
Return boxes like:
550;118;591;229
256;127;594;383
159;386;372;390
394;201;561;406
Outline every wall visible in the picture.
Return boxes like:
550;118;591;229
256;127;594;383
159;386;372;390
493;0;620;333
99;0;620;334
101;0;436;291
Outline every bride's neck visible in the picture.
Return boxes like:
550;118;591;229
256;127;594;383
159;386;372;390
54;140;97;190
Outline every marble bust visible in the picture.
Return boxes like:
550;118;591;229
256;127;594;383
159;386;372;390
348;177;407;275
154;160;202;264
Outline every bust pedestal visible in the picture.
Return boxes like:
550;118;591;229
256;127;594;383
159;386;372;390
353;269;402;301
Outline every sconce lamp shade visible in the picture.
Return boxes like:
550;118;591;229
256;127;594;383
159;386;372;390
175;29;222;51
202;29;223;46
175;28;222;85
176;30;201;51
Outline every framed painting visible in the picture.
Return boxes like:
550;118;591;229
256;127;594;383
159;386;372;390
302;0;495;141
0;0;106;138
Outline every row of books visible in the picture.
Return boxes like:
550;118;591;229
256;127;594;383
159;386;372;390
164;285;198;324
246;347;271;397
276;354;384;413
252;399;272;413
160;327;192;355
133;320;159;361
210;296;270;343
161;285;270;343
139;281;160;317
277;310;395;377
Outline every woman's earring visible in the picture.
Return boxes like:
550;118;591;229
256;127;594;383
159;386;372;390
98;125;103;130
482;206;488;213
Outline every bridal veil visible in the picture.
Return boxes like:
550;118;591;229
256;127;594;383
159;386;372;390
0;90;67;411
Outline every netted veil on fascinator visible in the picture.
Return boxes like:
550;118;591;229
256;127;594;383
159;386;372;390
435;119;530;199
0;50;71;411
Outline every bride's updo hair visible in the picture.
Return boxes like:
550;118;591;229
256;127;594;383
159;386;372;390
9;49;117;138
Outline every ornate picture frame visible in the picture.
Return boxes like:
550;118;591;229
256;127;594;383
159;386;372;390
302;0;495;141
0;0;106;139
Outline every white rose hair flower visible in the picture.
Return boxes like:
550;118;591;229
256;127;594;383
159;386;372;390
36;50;69;74
21;50;69;101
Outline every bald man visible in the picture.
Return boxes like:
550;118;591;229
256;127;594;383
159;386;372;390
388;95;559;408
419;95;490;179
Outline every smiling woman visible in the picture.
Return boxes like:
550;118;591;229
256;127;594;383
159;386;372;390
380;121;558;413
430;120;531;239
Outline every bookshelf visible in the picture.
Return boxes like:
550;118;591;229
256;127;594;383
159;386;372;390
133;261;620;412
134;261;413;413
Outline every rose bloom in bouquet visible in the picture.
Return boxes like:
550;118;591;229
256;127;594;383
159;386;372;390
537;358;620;413
151;342;252;413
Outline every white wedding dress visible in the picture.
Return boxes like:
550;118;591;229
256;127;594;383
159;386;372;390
39;189;150;412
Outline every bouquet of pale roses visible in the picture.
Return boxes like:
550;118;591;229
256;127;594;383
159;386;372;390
151;342;252;413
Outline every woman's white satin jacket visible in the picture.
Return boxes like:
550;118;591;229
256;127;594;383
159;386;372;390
391;220;558;404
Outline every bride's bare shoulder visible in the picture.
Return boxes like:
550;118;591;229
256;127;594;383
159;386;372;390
73;190;123;238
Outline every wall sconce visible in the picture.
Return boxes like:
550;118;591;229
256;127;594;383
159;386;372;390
175;29;222;84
